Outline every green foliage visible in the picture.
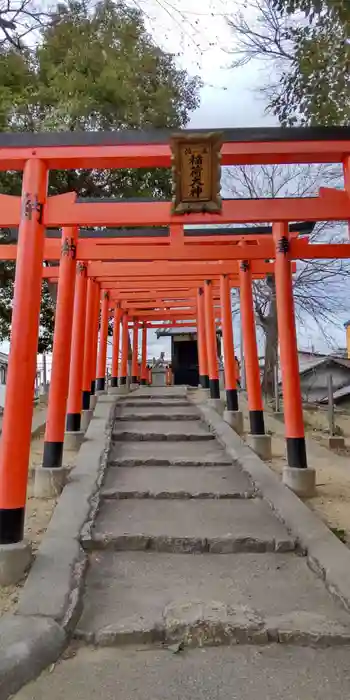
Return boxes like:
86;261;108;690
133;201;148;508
272;0;349;23
270;0;349;125
0;0;200;350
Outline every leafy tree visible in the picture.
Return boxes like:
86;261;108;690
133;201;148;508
227;0;349;126
0;0;200;349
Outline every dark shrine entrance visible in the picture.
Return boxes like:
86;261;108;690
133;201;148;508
172;335;199;386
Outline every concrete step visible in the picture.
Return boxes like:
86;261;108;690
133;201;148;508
19;646;350;699
84;499;295;553
109;441;233;467
112;420;214;442
76;551;350;647
117;413;200;421
119;399;190;408
129;390;187;400
101;465;255;499
117;405;200;420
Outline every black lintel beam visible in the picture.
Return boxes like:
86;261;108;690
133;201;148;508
0;126;348;148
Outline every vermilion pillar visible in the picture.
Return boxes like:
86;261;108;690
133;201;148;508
273;222;306;468
82;279;97;410
131;318;139;383
90;281;100;396
96;291;109;391
239;260;265;435
42;227;78;469
141;323;147;385
111;304;122;387
66;264;88;432
220;275;238;411
119;313;129;385
204;280;220;399
197;288;209;389
0;159;47;545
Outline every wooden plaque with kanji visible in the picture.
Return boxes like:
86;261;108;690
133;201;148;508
170;132;222;214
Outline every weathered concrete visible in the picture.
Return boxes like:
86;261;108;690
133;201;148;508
15;645;350;700
328;436;345;450
112;420;214;442
283;466;316;498
11;386;350;698
109;440;232;466
207;398;224;415
101;464;254;499
0;541;32;586
33;466;68;499
130;386;187;398
246;434;272;461
109;385;129;395
117;405;200;419
223;409;244;435
76;551;350;646
89;395;98;409
16;536;85;625
16;400;116;628
119;399;189;408
81;409;93;432
196;400;350;615
64;430;85;450
86;498;295;553
0;398;117;698
30;408;47;438
0;615;66;699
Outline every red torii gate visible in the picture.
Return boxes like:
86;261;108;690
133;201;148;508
40;251;278;453
0;127;349;578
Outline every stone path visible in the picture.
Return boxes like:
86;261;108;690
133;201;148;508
76;386;350;647
15;646;350;700
14;386;350;699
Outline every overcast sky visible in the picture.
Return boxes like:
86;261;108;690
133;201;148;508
140;0;348;360
140;0;280;362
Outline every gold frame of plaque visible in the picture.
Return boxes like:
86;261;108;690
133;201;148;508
170;132;222;214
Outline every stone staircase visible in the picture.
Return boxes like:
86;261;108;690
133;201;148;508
76;386;350;647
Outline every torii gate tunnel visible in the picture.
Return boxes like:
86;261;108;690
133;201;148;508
0;126;350;552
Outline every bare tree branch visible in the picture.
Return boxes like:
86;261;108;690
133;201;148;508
0;0;53;49
225;163;350;394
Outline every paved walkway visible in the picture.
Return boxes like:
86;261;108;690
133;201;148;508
15;387;350;698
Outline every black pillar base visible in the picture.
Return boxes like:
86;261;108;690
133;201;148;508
82;390;90;410
66;413;81;432
249;410;265;436
209;378;220;399
119;376;127;385
226;388;239;412
111;377;118;388
90;380;96;395
286;437;307;468
140;379;147;385
96;377;105;391
131;376;138;383
0;507;25;544
199;375;209;389
42;441;64;469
